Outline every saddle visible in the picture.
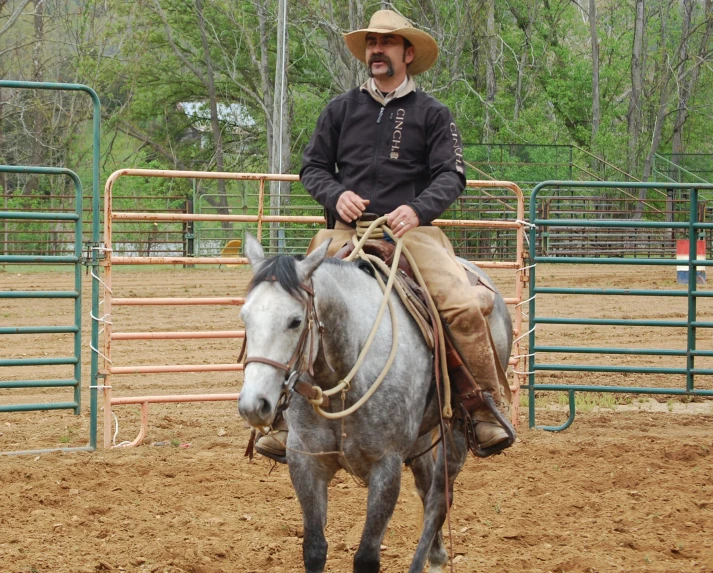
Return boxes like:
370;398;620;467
334;238;490;417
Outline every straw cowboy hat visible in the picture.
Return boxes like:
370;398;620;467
343;10;439;75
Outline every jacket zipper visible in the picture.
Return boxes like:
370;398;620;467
369;106;386;201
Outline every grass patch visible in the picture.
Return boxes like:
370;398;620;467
58;426;77;444
522;390;633;412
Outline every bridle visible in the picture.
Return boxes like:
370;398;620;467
238;280;331;415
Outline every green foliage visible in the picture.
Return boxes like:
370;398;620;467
2;0;713;244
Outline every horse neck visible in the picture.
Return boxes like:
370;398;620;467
311;263;380;381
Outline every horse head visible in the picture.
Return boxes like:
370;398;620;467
237;233;331;429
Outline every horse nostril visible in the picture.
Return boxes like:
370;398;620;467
258;397;272;420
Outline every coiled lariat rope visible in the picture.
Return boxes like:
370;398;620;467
306;217;401;419
307;216;452;420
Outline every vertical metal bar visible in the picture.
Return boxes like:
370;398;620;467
89;86;100;450
2;179;7;258
73;171;83;415
192;178;198;256
686;188;698;393
257;178;265;241
103;173;115;449
528;184;540;428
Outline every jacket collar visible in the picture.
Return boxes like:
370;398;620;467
360;76;415;105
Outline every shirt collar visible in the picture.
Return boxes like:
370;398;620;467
360;75;415;105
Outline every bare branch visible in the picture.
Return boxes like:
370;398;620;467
0;0;32;38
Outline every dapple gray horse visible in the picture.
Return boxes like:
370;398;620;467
238;234;512;573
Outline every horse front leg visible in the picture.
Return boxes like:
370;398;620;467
289;455;334;573
408;428;468;573
354;453;402;573
408;433;448;572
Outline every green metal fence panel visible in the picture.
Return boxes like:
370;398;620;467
528;181;713;431
0;166;83;417
0;80;100;455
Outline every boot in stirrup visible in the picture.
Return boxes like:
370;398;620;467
255;414;288;464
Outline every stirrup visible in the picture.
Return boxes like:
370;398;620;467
473;392;516;458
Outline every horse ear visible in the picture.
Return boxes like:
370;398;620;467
296;239;331;281
243;233;265;268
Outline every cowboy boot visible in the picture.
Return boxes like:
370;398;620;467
475;420;509;448
255;414;288;464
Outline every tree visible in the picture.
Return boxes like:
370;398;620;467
627;0;645;177
589;0;600;147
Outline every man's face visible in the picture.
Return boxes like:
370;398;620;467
365;33;414;80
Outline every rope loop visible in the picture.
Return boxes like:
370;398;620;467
308;386;324;406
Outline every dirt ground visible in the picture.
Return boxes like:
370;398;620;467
1;264;712;573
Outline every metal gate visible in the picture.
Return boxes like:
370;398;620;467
527;181;713;430
100;169;527;447
0;81;101;455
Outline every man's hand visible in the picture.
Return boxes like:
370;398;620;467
336;190;370;223
387;205;420;238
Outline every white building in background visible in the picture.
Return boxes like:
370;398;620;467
177;101;256;148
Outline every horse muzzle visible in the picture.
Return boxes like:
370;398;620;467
238;391;277;428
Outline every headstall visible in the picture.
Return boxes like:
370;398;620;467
238;280;331;414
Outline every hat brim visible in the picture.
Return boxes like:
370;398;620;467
343;27;438;76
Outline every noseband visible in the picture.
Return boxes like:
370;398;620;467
239;280;331;414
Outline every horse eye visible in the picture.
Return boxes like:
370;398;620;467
288;318;302;330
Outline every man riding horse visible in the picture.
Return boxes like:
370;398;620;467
255;9;512;462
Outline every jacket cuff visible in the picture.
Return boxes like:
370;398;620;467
330;188;348;212
408;202;425;225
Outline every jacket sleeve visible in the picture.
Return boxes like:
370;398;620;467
299;101;347;213
407;105;466;225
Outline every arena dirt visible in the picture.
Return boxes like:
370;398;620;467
1;264;712;573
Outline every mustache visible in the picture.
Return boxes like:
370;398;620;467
368;55;392;65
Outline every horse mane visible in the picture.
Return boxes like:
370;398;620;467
248;254;363;298
248;254;303;298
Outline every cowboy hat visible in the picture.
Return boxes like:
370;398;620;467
343;10;438;75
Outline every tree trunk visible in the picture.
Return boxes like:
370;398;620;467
589;0;600;148
637;3;672;219
269;0;291;254
196;0;230;231
627;0;645;179
513;46;523;122
483;0;497;140
508;1;534;123
347;0;366;87
257;0;274;168
671;0;713;179
26;0;45;195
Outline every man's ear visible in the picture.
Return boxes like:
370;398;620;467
243;233;265;269
404;45;415;65
296;239;331;282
